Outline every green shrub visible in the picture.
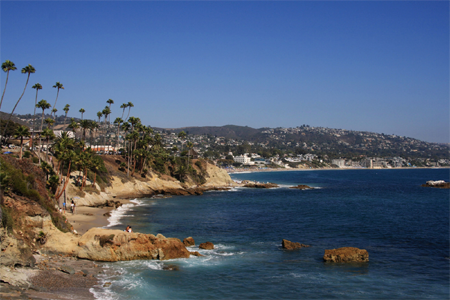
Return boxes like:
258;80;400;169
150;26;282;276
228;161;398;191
1;205;14;231
23;151;31;158
32;157;39;164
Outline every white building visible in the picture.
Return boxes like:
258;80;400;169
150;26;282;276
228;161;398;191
234;154;252;165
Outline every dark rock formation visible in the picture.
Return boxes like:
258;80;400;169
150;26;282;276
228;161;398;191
183;237;195;247
281;239;310;250
199;242;214;250
323;247;369;263
289;185;313;190
243;182;279;188
421;181;450;189
189;251;204;257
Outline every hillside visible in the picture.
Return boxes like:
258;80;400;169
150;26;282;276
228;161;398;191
160;125;449;159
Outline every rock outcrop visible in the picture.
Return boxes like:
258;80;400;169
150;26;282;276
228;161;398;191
0;228;35;268
323;247;369;263
183;237;195;247
66;161;236;207
290;185;313;190
243;182;279;188
281;239;310;250
77;229;190;261
422;180;450;189
199;242;214;250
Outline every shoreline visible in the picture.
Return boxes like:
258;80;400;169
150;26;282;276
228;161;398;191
226;166;449;174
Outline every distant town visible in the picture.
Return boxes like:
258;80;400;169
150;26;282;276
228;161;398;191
4;112;449;170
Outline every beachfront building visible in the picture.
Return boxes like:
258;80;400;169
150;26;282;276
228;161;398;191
234;154;251;165
331;159;346;168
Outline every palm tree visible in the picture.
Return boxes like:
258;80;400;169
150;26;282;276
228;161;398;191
0;60;17;111
79;108;85;120
51;108;58;120
36;100;51;132
2;65;35;141
42;127;55;161
52;82;64;119
63;104;70;127
125;101;134;121
14;125;30;159
68;119;79;140
106;99;114;126
102;106;111;150
120;103;128;119
31;83;43;146
80;119;91;141
178;131;187;151
113;117;123;150
186;141;194;166
44;118;55;130
90;121;99;151
36;99;51;162
54;148;76;201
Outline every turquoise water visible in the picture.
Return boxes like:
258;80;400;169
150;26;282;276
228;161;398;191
91;169;449;299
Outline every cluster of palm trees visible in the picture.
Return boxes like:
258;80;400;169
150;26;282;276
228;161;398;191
2;59;200;195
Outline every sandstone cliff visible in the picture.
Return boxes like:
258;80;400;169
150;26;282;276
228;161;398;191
66;161;235;207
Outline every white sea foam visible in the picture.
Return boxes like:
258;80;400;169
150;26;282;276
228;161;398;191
104;198;143;228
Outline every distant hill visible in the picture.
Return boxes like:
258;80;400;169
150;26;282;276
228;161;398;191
0;111;30;127
158;125;263;140
158;124;449;158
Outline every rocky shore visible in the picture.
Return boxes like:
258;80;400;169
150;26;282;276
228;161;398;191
0;160;236;299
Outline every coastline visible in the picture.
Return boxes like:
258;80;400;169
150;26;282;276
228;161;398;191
65;199;132;235
226;166;450;174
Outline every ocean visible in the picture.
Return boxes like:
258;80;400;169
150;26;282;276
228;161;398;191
91;169;449;299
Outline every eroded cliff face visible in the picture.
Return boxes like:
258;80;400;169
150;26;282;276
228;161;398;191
68;162;235;207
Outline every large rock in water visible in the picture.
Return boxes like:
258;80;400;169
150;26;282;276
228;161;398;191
289;185;313;190
323;247;369;263
281;239;310;250
183;237;195;247
199;242;214;250
77;228;190;261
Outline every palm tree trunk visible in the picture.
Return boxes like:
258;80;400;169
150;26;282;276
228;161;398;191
0;70;11;111
31;89;39;152
19;137;23;159
55;160;71;200
53;89;60;120
2;74;30;141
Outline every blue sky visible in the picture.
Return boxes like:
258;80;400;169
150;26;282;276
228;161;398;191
1;1;448;143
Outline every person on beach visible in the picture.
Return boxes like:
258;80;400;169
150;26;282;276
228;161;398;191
63;201;66;214
71;200;75;214
125;225;130;232
128;226;133;233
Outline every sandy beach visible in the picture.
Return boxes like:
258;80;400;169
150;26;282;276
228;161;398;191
1;199;134;299
64;206;114;235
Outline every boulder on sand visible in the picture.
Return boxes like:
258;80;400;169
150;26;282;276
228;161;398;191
281;239;310;250
199;242;214;250
323;247;369;263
